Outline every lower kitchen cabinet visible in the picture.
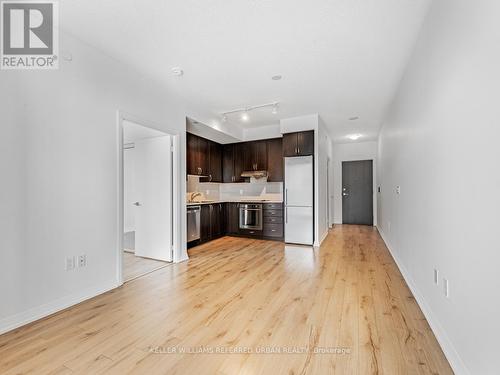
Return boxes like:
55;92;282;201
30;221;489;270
225;203;240;235
199;203;225;243
262;203;284;240
200;205;211;242
191;202;284;249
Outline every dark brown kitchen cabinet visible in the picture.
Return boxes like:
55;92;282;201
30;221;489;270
200;204;211;242
187;132;199;175
249;141;268;171
210;203;224;238
282;131;314;157
266;138;283;182
202;141;222;182
262;203;284;240
200;203;225;242
187;133;222;180
223;143;246;182
225;203;240;234
187;133;209;176
222;144;235;183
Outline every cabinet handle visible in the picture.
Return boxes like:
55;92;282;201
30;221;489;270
285;207;288;223
209;174;212;182
298;147;300;154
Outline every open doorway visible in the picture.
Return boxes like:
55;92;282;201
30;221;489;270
120;117;176;282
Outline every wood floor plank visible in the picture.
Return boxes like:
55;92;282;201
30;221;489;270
0;227;453;375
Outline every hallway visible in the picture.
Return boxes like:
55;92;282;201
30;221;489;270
0;226;452;374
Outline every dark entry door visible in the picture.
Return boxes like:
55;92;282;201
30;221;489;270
342;160;373;225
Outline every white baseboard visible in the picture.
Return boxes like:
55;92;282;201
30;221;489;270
0;279;119;336
377;228;470;375
320;229;329;245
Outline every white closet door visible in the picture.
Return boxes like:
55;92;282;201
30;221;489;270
134;136;172;261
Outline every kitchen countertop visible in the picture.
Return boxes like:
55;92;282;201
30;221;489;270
186;199;283;206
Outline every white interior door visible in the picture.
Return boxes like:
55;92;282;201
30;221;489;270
134;135;172;261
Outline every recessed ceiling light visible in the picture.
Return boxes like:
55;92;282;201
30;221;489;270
347;134;362;140
271;75;282;81
172;67;184;76
349;116;359;121
241;111;249;121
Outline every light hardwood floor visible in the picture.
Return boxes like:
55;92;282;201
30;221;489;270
123;251;169;282
0;226;452;374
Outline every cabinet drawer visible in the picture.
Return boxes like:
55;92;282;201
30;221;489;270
238;228;262;237
264;216;283;224
263;224;283;238
263;203;282;210
263;209;282;217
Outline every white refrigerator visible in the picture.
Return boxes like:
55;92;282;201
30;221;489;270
284;156;313;245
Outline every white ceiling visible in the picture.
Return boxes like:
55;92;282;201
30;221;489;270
62;0;431;143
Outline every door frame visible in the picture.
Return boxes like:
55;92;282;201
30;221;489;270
117;111;181;286
340;158;377;226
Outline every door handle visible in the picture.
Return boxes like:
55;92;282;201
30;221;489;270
342;193;349;197
133;202;141;206
285;207;288;223
285;188;288;205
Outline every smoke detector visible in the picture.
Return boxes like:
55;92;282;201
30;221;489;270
172;67;184;76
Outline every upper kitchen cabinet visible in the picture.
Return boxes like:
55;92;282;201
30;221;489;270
187;133;221;180
266;138;283;182
187;133;209;176
282;130;314;157
206;141;222;182
222;144;235;183
249;141;268;171
222;143;246;183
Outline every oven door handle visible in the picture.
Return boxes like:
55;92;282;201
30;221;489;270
241;208;261;211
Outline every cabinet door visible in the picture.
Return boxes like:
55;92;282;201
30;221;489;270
266;138;283;182
208;204;220;238
208;141;222;182
222;144;234;183
282;133;298;157
200;204;211;242
297;131;314;156
197;137;209;175
226;203;240;234
186;133;199;175
252;140;268;171
233;143;247;182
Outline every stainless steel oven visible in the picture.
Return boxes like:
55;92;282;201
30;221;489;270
239;203;263;230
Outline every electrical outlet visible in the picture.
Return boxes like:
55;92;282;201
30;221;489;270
443;278;450;298
396;185;401;194
78;254;87;268
434;269;439;285
65;256;75;271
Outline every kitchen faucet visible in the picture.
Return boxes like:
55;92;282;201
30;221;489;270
189;192;202;202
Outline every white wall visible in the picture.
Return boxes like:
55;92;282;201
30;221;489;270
377;1;500;373
0;32;189;334
332;141;378;225
317;119;333;243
